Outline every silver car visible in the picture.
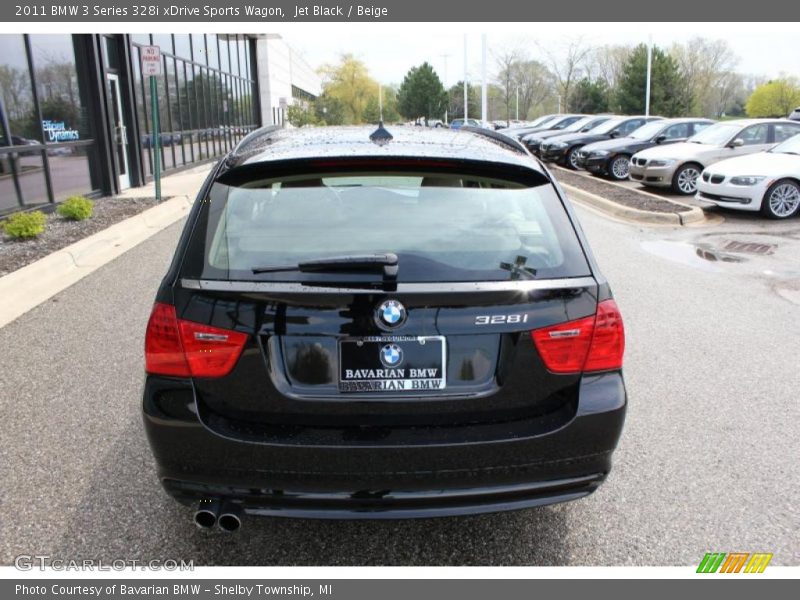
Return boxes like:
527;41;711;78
629;119;800;195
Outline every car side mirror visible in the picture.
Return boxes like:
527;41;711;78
729;138;744;148
609;130;619;138
655;134;667;144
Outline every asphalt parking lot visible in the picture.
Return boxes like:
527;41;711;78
0;201;798;566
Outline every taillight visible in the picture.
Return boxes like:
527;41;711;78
531;299;624;374
145;302;248;378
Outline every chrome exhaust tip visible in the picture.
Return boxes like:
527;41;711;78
194;498;222;529
217;502;242;533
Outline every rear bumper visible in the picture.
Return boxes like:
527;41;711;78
143;372;627;519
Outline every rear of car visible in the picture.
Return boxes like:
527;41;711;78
142;126;627;525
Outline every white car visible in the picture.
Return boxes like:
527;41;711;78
629;119;800;195
695;133;800;219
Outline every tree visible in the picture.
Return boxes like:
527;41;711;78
494;47;555;123
314;91;347;125
570;78;610;113
746;78;800;117
448;81;479;120
587;45;632;112
318;54;378;124
616;44;687;117
396;62;447;125
363;86;401;123
287;104;320;127
538;38;593;112
670;38;739;117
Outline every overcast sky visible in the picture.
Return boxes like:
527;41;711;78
279;23;800;87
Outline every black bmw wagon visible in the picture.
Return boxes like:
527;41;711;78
142;124;627;530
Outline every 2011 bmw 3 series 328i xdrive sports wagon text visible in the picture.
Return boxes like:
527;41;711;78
142;125;627;531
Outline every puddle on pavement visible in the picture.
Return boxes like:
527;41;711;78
640;240;742;272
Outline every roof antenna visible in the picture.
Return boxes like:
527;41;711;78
369;120;393;147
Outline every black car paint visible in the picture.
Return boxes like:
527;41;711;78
539;117;661;166
575;120;714;177
143;127;626;520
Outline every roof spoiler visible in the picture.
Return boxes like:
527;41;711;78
460;126;531;156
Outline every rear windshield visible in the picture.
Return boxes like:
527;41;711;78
182;172;591;283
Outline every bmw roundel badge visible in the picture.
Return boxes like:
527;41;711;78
379;343;404;368
377;299;407;328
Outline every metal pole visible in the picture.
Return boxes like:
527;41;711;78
441;53;449;124
481;34;488;123
378;83;383;122
150;75;161;201
463;34;468;120
516;87;519;121
645;35;653;117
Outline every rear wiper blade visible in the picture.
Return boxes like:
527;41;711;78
252;253;398;281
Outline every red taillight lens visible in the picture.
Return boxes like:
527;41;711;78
145;302;248;378
531;299;625;374
584;299;625;372
177;319;248;378
145;303;190;377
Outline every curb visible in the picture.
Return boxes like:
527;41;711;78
0;194;193;329
551;165;706;226
561;183;706;226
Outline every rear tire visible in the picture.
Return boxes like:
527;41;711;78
760;179;800;219
672;163;702;195
607;155;631;181
565;146;582;170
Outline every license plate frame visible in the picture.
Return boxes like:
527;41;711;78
338;335;446;393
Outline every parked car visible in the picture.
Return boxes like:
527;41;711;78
500;114;587;142
629;119;800;195
142;124;627;528
789;107;800;121
522;116;614;156
695;131;800;219
576;118;714;180
539;116;662;169
497;114;559;135
449;118;482;130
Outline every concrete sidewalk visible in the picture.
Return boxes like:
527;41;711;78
0;165;212;329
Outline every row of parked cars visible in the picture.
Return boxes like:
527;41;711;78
498;112;800;219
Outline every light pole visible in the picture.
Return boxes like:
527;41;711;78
481;34;488;124
463;34;468;121
441;53;450;124
645;35;653;117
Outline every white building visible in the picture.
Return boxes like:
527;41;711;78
255;34;322;126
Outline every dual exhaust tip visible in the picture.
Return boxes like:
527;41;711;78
194;499;242;532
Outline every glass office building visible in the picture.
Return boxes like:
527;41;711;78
0;34;259;214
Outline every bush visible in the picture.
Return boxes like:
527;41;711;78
2;210;46;239
57;196;94;221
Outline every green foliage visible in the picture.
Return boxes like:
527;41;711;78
287;104;321;127
570;78;610;113
746;78;800;117
318;55;379;124
447;82;480;120
2;210;46;239
57;195;94;221
616;44;688;117
314;92;347;125
397;62;448;124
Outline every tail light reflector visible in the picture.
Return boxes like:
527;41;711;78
531;299;625;374
145;303;248;378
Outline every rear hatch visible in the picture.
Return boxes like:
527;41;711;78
162;159;609;429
